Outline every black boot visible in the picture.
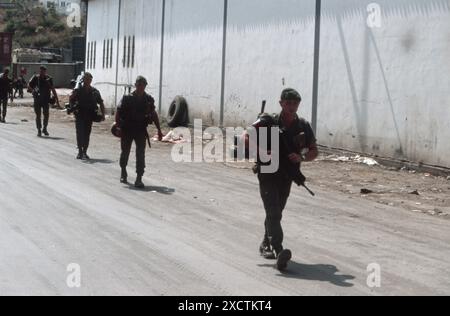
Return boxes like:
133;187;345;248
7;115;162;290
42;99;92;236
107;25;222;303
276;249;292;271
42;128;49;136
82;151;90;160
120;169;128;184
259;242;276;260
76;151;83;159
135;175;145;189
37;129;42;137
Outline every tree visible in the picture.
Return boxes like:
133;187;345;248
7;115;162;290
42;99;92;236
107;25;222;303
1;0;85;49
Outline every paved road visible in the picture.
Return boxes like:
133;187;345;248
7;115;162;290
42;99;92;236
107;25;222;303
1;108;449;296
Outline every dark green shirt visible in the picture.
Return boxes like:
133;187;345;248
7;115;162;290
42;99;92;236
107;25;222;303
29;75;54;101
257;113;316;173
0;74;12;99
118;92;155;132
73;86;103;119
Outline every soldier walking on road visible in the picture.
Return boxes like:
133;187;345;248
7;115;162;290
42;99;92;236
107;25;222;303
115;76;163;188
28;65;60;137
69;72;106;160
254;88;319;271
14;75;26;99
0;69;13;123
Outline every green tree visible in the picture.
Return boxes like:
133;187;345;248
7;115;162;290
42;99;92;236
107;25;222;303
1;0;84;49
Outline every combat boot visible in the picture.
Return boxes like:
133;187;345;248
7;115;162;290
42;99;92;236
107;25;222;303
120;169;128;184
259;242;276;260
276;249;292;271
135;175;145;189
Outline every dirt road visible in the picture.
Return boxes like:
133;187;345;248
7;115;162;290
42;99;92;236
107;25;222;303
1;107;449;296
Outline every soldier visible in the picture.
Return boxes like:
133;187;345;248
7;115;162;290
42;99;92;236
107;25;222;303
69;72;106;160
255;88;319;271
115;76;163;188
28;65;60;137
0;69;13;123
14;74;26;99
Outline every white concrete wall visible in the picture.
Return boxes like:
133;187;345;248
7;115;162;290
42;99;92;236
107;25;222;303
85;0;450;168
224;0;316;126
162;0;224;125
86;0;120;107
317;0;450;166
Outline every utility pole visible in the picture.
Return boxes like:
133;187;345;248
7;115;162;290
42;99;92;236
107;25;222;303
311;0;322;135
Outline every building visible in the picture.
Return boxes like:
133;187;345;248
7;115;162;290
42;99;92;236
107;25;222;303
85;0;450;168
39;0;82;15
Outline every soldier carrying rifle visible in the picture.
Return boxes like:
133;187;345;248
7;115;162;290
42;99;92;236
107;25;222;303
252;88;319;271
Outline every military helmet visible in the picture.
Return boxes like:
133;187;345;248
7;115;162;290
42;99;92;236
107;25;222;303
135;76;148;86
281;88;302;102
83;72;93;80
111;122;122;138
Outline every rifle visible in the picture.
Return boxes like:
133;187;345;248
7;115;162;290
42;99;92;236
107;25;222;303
66;72;84;114
279;128;315;196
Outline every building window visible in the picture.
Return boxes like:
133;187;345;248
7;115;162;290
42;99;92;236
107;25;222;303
87;42;90;69
93;41;96;69
102;40;106;69
123;36;126;67
131;36;135;68
90;41;94;69
110;39;113;69
107;39;110;69
122;35;135;69
127;36;131;68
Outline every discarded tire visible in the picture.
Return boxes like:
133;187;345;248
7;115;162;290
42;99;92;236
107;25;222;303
167;96;188;128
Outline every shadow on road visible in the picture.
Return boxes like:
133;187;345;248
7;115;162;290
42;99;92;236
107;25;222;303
40;136;65;141
83;159;115;164
126;183;176;195
258;261;355;287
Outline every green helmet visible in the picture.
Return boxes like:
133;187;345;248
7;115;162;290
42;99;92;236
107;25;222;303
281;88;302;102
135;76;148;86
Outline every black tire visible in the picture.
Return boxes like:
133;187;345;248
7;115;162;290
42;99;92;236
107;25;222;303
167;96;188;128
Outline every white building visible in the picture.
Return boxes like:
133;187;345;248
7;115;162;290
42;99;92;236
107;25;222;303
85;0;450;168
39;0;81;15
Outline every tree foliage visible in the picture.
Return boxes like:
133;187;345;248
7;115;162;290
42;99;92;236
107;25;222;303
1;0;84;49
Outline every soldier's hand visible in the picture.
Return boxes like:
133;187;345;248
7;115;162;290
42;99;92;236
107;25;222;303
288;153;302;163
157;130;164;141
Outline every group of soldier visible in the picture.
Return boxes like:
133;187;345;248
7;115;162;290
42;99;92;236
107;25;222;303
0;65;318;271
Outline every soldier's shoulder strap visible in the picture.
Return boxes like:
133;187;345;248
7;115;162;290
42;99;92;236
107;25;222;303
144;93;156;111
91;87;101;95
297;117;316;144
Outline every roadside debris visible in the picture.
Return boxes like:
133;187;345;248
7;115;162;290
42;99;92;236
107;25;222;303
322;154;379;166
361;189;374;194
152;130;188;144
409;190;420;195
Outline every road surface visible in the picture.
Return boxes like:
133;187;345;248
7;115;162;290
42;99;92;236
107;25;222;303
0;107;449;296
